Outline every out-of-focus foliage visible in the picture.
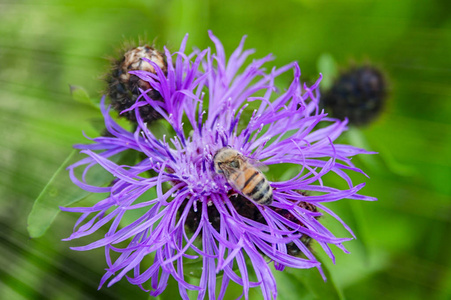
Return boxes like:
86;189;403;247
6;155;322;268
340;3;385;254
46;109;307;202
0;0;450;299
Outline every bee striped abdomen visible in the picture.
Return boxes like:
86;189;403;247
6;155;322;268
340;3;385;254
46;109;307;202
242;171;273;205
242;170;260;191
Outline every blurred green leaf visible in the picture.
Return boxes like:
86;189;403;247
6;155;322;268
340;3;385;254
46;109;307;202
346;126;417;176
283;262;344;300
27;149;139;238
183;258;204;279
119;187;155;228
27;150;80;238
69;85;100;110
154;276;181;300
347;200;370;261
274;268;314;300
317;53;338;90
345;127;383;173
377;143;418;177
88;117;110;134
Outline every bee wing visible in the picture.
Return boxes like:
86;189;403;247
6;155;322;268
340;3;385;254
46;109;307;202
229;175;245;191
219;156;248;190
247;157;269;172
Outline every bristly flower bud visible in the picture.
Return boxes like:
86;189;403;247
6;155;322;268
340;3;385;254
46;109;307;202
321;65;387;126
106;45;167;123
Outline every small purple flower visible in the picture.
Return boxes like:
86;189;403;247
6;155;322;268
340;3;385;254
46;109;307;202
63;31;375;299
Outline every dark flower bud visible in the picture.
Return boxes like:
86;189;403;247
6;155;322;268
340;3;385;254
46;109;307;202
106;45;167;123
321;65;387;126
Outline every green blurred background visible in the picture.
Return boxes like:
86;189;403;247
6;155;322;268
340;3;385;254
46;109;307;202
1;0;450;299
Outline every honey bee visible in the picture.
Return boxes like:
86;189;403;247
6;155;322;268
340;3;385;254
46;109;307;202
213;147;273;205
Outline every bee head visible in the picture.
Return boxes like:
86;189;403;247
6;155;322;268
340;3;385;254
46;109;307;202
213;147;241;175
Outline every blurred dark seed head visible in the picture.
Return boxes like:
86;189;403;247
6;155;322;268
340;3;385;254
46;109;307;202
321;65;387;126
179;192;318;256
105;44;167;123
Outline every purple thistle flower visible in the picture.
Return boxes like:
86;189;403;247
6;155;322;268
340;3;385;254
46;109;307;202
62;31;376;299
